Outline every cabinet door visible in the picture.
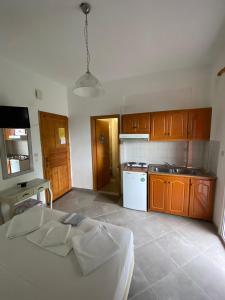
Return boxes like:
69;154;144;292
150;112;167;140
188;108;212;140
122;113;150;134
149;175;167;212
122;115;135;133
167;176;190;216
189;179;215;221
167;110;188;140
135;113;150;133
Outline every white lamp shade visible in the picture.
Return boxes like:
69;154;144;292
73;72;104;97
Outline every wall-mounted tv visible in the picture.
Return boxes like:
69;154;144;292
0;106;30;128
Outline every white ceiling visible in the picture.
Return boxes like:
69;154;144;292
0;0;225;85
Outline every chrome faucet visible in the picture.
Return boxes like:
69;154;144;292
163;162;171;167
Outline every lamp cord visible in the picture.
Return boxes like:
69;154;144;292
84;13;90;73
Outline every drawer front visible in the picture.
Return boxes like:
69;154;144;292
16;189;34;201
34;182;48;194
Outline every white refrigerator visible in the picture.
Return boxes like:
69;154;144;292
123;171;147;211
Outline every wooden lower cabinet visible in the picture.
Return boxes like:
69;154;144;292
167;176;190;216
149;175;167;212
149;175;189;216
189;178;215;221
149;174;215;220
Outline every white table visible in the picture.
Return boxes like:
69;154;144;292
0;178;53;223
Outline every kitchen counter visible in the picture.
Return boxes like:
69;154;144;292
148;164;216;180
121;164;148;173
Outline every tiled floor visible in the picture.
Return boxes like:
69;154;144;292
53;189;225;300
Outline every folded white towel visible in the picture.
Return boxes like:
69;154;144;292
72;224;119;276
27;220;78;257
40;222;71;247
6;207;44;239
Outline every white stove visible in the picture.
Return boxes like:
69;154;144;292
126;162;148;168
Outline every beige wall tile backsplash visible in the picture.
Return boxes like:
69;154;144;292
120;141;207;168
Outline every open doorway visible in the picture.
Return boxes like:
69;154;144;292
91;115;120;195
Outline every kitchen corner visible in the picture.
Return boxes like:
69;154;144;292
120;108;217;222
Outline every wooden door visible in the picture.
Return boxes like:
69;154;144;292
188;108;212;140
167;110;188;140
189;179;215;220
167;176;190;216
39;112;71;201
122;113;150;134
150;112;167;140
149;175;167;212
95;120;110;190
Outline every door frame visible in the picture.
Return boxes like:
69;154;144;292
90;114;121;193
39;111;72;200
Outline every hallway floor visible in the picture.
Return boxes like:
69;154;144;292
99;177;120;195
53;189;225;300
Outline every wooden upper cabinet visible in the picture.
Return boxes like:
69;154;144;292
122;113;150;134
123;107;212;140
167;176;190;216
149;175;167;212
189;178;215;221
188;108;212;140
151;110;188;141
167;110;188;140
150;112;167;140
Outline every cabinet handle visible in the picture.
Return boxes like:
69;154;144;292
23;193;30;197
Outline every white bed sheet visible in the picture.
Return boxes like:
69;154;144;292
0;207;134;300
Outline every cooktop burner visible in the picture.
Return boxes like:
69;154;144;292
127;162;148;168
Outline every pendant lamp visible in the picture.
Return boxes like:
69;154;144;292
73;2;103;97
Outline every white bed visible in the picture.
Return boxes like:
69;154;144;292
0;207;134;300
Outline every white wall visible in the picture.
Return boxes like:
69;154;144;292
209;43;225;228
68;66;211;189
0;57;68;191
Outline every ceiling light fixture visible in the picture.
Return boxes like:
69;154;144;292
73;2;103;97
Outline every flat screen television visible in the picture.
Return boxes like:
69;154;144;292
0;106;30;128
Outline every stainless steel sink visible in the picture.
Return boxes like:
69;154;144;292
151;167;172;173
150;166;201;176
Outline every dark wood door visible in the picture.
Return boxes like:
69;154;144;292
149;175;167;212
150;112;167;140
167;110;188;140
189;179;215;220
96;119;110;189
167;176;189;216
188;108;212;140
122;113;150;134
39;112;72;201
